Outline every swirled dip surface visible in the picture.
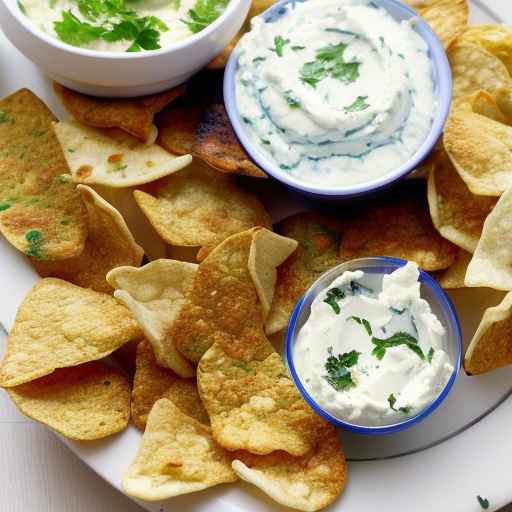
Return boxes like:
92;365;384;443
235;0;437;186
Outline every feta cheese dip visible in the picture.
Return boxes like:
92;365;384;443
19;0;229;52
235;0;438;187
293;262;454;426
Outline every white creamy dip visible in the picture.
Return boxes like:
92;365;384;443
294;262;453;426
235;0;437;187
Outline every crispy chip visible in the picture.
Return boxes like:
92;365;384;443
133;160;271;260
0;278;142;387
93;185;167;261
452;90;506;123
340;185;457;271
464;292;512;375
7;361;130;440
266;212;343;335
436;249;472;289
494;87;512;123
444;111;512;196
232;423;346;512
0;89;87;260
132;340;208;431
54;120;192;187
465;186;512;290
32;185;144;293
448;42;512;99
427;150;495;252
123;398;237;500
54;83;185;142
415;0;468;49
107;260;197;377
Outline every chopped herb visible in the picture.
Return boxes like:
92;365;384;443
324;347;360;391
323;287;345;314
54;11;107;46
0;110;9;124
272;35;290;57
344;95;370;113
0;202;11;212
477;496;489;510
291;45;305;51
391;307;405;315
182;0;228;33
300;60;327;87
371;331;425;361
260;138;271;145
347;316;372;336
25;229;44;259
253;56;266;63
388;393;410;414
285;93;301;109
17;0;26;14
67;148;75;153
428;347;434;363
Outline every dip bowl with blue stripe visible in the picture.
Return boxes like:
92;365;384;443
285;257;463;435
224;0;452;200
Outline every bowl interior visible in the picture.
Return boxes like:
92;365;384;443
285;257;463;435
224;0;452;198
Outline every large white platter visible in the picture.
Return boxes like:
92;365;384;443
0;1;511;510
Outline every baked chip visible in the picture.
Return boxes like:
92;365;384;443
265;212;343;335
32;185;144;293
107;260;197;377
452;90;506;123
444;111;512;196
465;292;512;375
0;89;87;260
340;186;457;271
465;187;512;290
448;42;512;99
437;250;472;289
132;340;208;430
54;83;185;142
427;150;496;252
54;120;192;187
232;423;346;512
495;87;512;124
123;398;237;500
7;362;130;440
133;160;272;261
0;278;142;387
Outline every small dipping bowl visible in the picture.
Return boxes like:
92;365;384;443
224;0;452;200
285;257;462;435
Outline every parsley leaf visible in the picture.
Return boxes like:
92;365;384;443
344;95;370;113
388;393;410;414
323;287;345;314
324;347;360;391
272;35;290;57
182;0;229;33
347;316;372;336
54;11;106;46
285;92;301;109
428;347;434;363
332;60;360;83
477;496;489;510
17;0;26;14
291;45;305;51
371;332;425;361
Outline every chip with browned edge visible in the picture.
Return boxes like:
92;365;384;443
7;361;130;440
54;83;186;142
0;278;142;387
0;89;87;260
134;160;272;261
123;398;237;500
232;422;346;512
132;340;208;431
437;250;472;290
465;292;512;375
32;185;144;293
107;260;197;377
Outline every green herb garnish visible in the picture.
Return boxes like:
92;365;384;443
371;331;425;361
477;496;489;510
388;393;410;414
323;287;345;314
428;347;434;363
324;347;360;391
285;93;301;109
344;95;370;113
272;35;290;57
182;0;228;33
25;229;44;259
291;45;305;51
347;316;372;336
17;0;26;14
0;202;11;212
253;56;266;63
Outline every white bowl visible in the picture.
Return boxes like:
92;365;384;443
0;0;250;97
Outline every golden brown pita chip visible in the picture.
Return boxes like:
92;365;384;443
7;362;130;440
107;260;197;377
54;83;185;142
123;398;237;500
0;278;142;387
340;186;457;271
452;90;506;123
132;340;208;431
465;186;512;290
266;212;343;335
436;249;471;289
464;291;512;375
0;89;87;260
32;185;144;293
444;111;512;196
54;121;192;187
232;423;346;512
133;160;271;260
448;42;512;99
427;150;496;252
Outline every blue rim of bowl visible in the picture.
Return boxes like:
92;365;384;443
224;0;453;198
285;256;463;435
1;0;249;59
